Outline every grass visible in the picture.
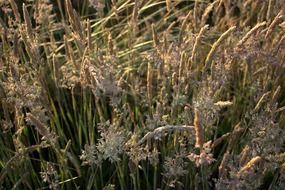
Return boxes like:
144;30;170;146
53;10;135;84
0;0;285;189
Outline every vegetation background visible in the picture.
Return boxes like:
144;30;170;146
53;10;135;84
0;0;285;189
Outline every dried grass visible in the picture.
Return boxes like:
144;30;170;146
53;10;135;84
0;0;285;189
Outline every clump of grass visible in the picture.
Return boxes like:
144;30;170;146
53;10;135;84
0;0;285;189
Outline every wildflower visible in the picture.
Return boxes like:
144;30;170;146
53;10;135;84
80;144;102;166
162;154;188;187
145;114;167;130
33;0;54;25
249;111;284;156
0;1;11;14
125;134;148;166
89;0;105;10
87;63;121;97
193;81;220;129
96;122;127;163
147;146;160;166
26;112;57;144
40;162;59;190
188;141;215;167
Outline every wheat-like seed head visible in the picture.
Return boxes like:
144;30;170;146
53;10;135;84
239;145;251;167
237;21;267;47
194;108;203;148
166;0;171;12
219;151;230;179
237;156;262;178
147;62;153;102
191;24;209;63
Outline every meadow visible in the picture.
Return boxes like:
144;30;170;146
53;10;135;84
0;0;285;189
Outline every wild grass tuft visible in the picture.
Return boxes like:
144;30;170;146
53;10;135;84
1;0;285;189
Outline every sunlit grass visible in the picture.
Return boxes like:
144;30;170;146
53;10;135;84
0;0;285;189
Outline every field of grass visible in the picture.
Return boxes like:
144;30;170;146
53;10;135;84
0;0;285;189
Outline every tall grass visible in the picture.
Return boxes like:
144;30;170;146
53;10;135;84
0;0;285;189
